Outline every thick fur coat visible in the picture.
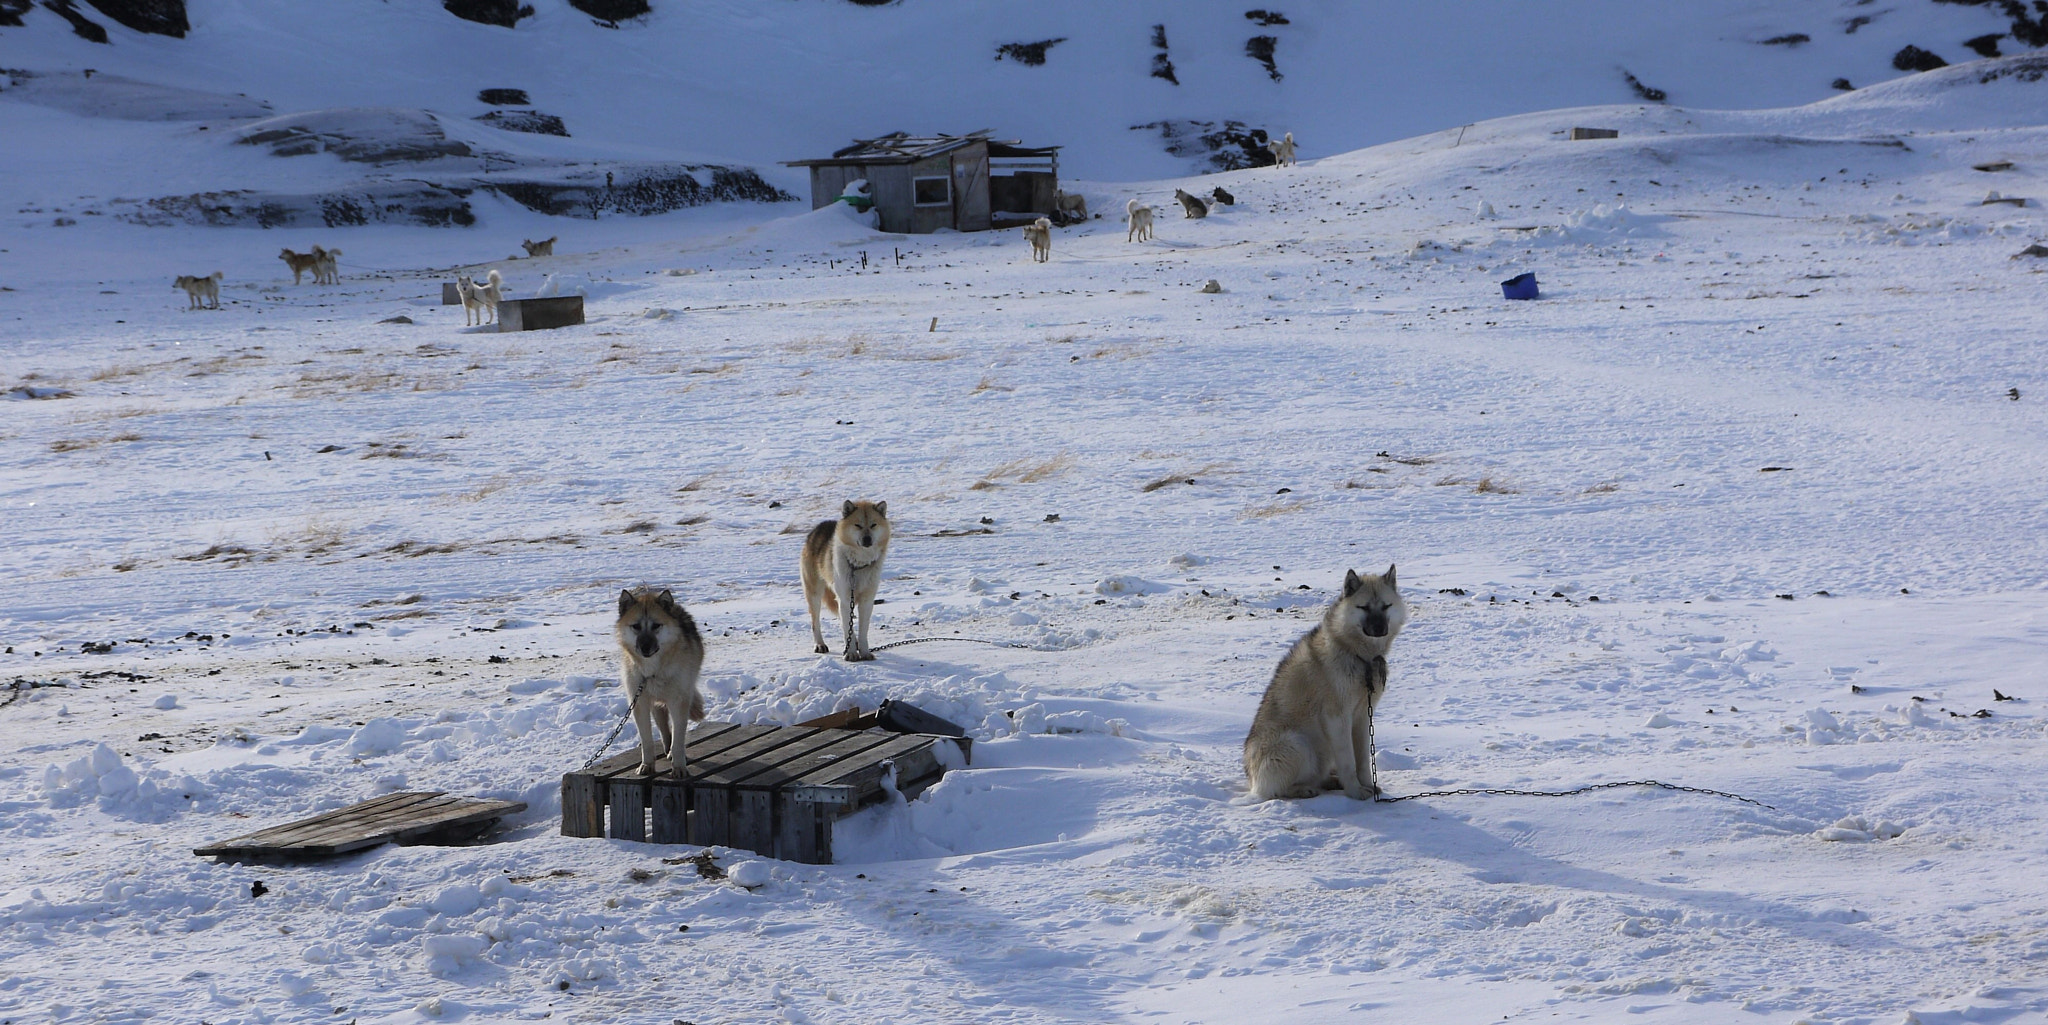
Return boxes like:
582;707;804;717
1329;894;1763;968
615;587;707;777
1244;566;1407;801
801;500;891;661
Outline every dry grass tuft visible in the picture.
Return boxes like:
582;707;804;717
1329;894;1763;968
1243;498;1310;519
1473;477;1519;495
970;452;1074;490
49;439;94;453
609;520;659;534
1583;482;1620;494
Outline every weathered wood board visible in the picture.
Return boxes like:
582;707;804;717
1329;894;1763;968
560;720;967;863
195;791;526;860
497;295;585;332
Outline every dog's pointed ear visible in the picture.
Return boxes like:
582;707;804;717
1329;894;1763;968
1384;564;1397;588
875;500;887;517
657;588;676;610
1343;569;1363;597
618;589;635;616
842;500;856;518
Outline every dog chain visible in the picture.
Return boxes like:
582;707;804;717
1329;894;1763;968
578;635;1025;768
868;636;1032;654
1364;707;1777;811
581;708;634;770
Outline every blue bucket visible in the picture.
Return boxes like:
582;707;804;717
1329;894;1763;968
1501;273;1539;300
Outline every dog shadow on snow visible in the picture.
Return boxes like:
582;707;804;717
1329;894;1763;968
1294;797;1888;943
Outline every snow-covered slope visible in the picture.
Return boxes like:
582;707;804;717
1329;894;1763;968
2;0;2044;200
4;48;2048;1023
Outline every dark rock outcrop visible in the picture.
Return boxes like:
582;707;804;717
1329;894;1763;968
475;109;567;136
41;1;108;43
1131;119;1275;171
1892;44;1948;71
83;0;185;37
567;0;648;23
477;87;530;106
443;0;532;28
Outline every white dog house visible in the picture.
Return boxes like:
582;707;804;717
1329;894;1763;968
785;130;1062;234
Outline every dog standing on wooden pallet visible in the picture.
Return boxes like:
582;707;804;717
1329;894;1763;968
801;500;891;660
1244;565;1406;801
616;587;707;777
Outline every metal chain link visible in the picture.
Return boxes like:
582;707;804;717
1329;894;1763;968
868;636;1032;654
581;708;633;770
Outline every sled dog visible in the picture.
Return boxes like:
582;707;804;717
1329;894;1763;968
1244;566;1406;801
1267;131;1297;167
1173;188;1208;219
174;271;222;310
1210;186;1235;206
279;248;321;285
521;236;557;258
1126;199;1154;242
311;245;341;285
1022;216;1052;262
1052;190;1088;224
801;500;891;661
458;269;502;326
615;587;707;777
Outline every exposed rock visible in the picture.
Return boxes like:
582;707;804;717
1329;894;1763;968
122;182;478;229
0;0;32;27
479;163;793;217
41;0;109;43
234;108;472;164
83;0;184;37
995;37;1065;65
1131;118;1275;171
1892;45;1947;72
443;0;531;28
1966;33;2005;58
475;109;567;136
1623;69;1667;102
1149;24;1177;85
567;0;647;23
1244;9;1288;26
477;88;529;106
1244;34;1281;81
1759;33;1810;47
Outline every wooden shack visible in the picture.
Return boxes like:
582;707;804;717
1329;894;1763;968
785;130;1062;234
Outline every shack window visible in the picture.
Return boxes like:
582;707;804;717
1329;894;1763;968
912;175;951;207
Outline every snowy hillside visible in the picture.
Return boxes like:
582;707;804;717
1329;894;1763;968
3;6;2048;1024
2;0;2046;216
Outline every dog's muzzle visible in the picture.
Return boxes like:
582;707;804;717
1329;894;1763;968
636;633;659;658
1362;611;1389;638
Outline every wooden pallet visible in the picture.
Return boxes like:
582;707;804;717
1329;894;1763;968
561;721;968;863
194;791;526;861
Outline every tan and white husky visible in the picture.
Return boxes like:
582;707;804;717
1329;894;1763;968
174;271;222;309
1244;566;1407;801
457;269;502;326
279;247;320;285
615;587;707;777
800;500;891;661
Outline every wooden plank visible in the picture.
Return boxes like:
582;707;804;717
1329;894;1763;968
561;770;604;837
296;798;521;855
194;793;523;858
743;730;900;791
808;734;936;801
731;788;776;857
687;726;832;787
582;721;750;780
195;792;445;853
694;781;731;847
715;728;864;789
281;795;465;850
651;783;689;844
608;778;647;842
774;798;829;864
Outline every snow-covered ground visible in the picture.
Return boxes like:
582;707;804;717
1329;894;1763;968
5;48;2048;1025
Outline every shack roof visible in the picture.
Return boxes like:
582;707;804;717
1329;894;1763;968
784;130;1060;167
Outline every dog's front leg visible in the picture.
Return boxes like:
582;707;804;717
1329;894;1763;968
629;682;659;775
665;698;690;779
1332;720;1368;800
1352;712;1379;799
835;564;858;661
855;589;876;661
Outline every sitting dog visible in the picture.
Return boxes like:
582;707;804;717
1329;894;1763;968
801;500;891;661
1173;188;1209;219
1052;190;1087;225
615;587;706;777
1244;566;1406;801
311;245;341;285
1022;216;1052;262
279;248;320;285
174;271;222;310
521;236;557;258
1211;186;1235;206
1267;131;1297;167
1127;199;1154;242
